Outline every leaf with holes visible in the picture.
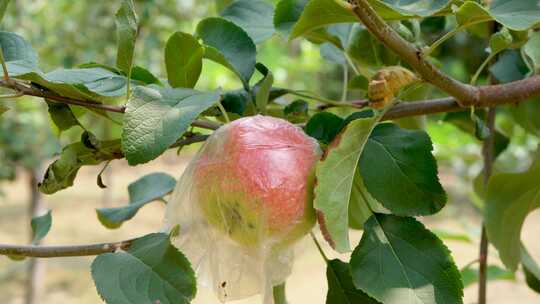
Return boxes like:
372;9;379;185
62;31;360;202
350;214;463;304
121;86;220;165
97;173;176;229
92;233;196;304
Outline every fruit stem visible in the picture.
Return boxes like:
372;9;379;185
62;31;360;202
310;231;329;263
217;101;231;123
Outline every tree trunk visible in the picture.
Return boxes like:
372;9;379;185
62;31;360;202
25;166;46;304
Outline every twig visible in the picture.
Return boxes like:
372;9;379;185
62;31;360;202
0;240;134;258
479;107;496;304
347;0;540;107
0;79;222;130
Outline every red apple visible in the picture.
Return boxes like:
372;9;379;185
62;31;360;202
192;115;320;247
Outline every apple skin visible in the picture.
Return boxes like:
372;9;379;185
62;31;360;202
192;115;321;248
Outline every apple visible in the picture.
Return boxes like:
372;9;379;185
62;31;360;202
192;115;321;248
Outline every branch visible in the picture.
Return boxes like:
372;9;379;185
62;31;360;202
0;240;133;258
1;79;221;130
348;0;540;107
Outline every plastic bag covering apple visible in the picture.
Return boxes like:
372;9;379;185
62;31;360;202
164;115;321;303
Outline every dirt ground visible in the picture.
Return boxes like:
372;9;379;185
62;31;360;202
1;150;539;304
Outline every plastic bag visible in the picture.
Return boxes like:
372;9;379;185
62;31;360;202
164;115;321;303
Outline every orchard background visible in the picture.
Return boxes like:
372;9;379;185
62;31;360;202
1;0;540;304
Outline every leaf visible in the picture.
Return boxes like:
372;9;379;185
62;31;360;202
274;0;309;37
92;233;196;304
489;27;513;54
485;151;540;271
455;2;492;28
490;50;530;83
196;17;256;86
512;98;540;137
165;32;203;88
304;112;345;144
97;173;176;229
115;0;139;74
122;86;221;165
39;134;122;194
254;63;274;114
350;214;463;304
290;0;356;40
131;66;161;85
31;210;52;244
314;116;380;253
0;31;38;76
359;123;446;216
490;0;540;31
460;265;515;288
522;245;540;294
524;31;540;74
284;99;308;122
368;0;453;19
431;229;473;244
221;0;275;44
47;102;80;133
326;259;380;304
347;26;399;69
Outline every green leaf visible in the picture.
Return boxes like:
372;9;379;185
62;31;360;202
314;116;380;252
47;102;80;133
0;0;10;25
92;233;196;304
490;50;530;83
196;17;256;86
522;245;540;294
39;134;122;194
485;151;540;271
490;0;540;31
460;265;515;288
284;99;309;122
305;112;344;144
115;0;139;74
350;214;463;304
290;0;356;40
524;31;540;74
165;32;203;88
512;98;540;137
221;0;275;44
489;27;513;54
131;66;161;85
368;0;453;19
31;210;52;244
455;2;492;28
348;75;369;91
274;0;309;37
97;173;176;229
347;26;399;69
326;259;380;304
0;31;38;76
254;63;274;114
122;86;221;165
360;123;446;216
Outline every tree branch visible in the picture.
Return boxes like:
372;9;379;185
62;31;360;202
348;0;540;107
1;79;221;130
0;240;134;258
